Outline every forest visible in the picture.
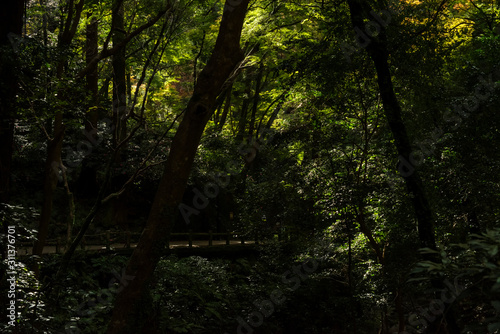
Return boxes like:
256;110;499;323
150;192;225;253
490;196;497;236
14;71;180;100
1;0;500;333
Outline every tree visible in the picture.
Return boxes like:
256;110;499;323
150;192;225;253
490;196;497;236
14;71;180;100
111;0;127;150
346;0;436;251
33;0;84;263
106;1;250;332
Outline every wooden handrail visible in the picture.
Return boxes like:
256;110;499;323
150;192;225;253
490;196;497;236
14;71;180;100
17;229;288;253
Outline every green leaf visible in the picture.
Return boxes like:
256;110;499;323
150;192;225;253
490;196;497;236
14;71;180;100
488;245;499;257
206;307;223;320
420;248;439;254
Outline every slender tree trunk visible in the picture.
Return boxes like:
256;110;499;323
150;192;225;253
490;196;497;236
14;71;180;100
217;83;232;132
0;0;24;204
86;14;99;130
346;1;460;332
248;62;264;137
236;71;252;141
236;99;250;140
33;115;64;259
109;0;128;236
106;1;249;333
126;67;132;105
112;0;127;150
265;92;287;130
346;0;435;250
76;15;99;198
33;0;83;262
356;205;384;265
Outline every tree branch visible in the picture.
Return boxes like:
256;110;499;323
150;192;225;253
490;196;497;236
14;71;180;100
77;4;172;79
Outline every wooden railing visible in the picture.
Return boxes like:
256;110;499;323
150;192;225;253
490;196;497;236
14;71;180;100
18;229;289;254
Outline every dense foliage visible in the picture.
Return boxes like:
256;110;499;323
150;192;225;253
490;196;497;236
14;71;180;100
1;0;500;333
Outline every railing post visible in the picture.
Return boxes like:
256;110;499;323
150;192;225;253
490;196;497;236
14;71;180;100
226;232;230;245
209;230;213;247
56;238;60;254
240;235;244;245
106;230;111;250
188;230;193;248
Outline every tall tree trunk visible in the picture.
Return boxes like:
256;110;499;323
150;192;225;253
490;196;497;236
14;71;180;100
112;0;127;151
106;1;249;332
355;205;384;265
346;0;436;250
33;0;84;261
0;0;24;204
86;14;99;131
110;0;128;237
76;15;99;198
346;1;460;333
248;62;264;137
33;115;65;259
236;71;252;141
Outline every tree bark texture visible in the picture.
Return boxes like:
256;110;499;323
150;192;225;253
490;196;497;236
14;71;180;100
112;0;127;149
248;62;264;137
76;15;99;198
106;1;250;333
346;1;460;332
33;0;84;260
86;14;99;130
346;0;436;250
